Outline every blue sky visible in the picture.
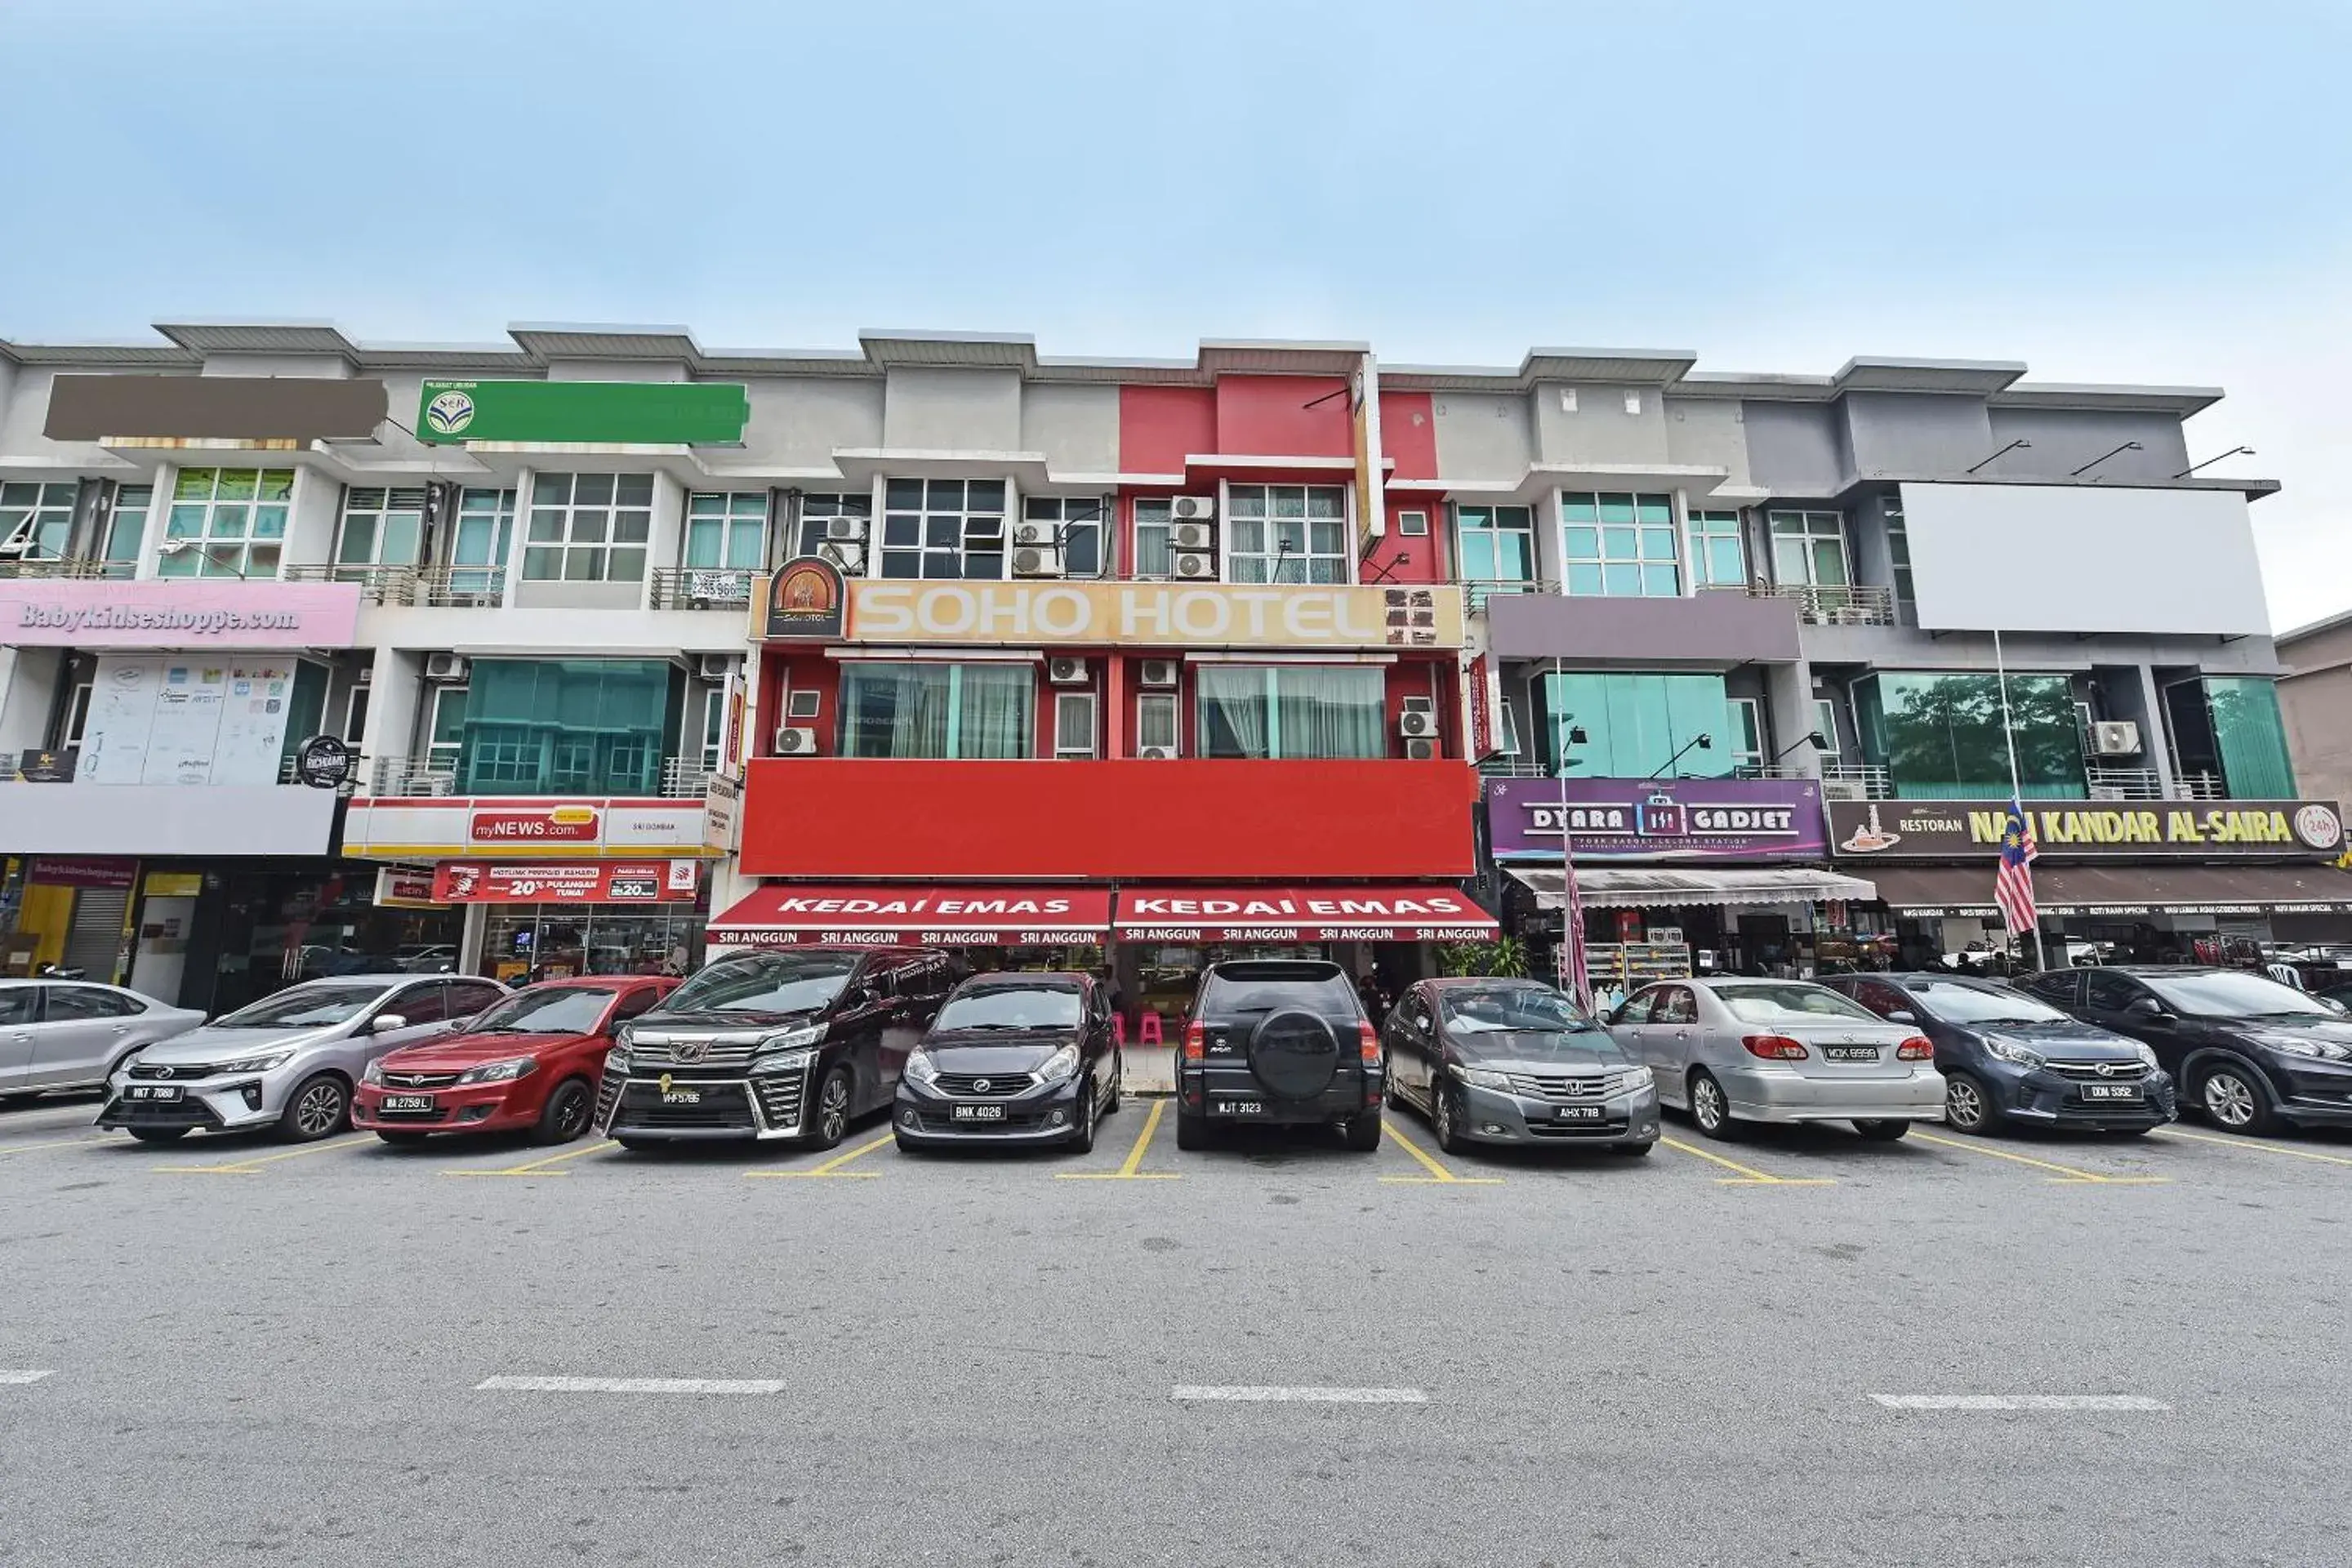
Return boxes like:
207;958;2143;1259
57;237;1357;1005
4;0;2345;626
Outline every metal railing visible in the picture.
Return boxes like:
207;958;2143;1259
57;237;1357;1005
283;563;420;604
1819;763;1894;800
1476;758;1550;778
650;567;758;610
2084;767;2228;801
1462;577;1552;613
1742;581;1900;626
1731;764;1815;780
370;757;458;796
414;567;506;607
659;757;718;797
0;556;136;580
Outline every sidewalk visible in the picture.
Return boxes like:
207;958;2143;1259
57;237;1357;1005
1124;1044;1176;1097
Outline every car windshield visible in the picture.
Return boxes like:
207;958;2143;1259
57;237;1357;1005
663;953;858;1017
1713;982;1879;1025
1905;980;2069;1025
212;984;385;1029
2145;970;2340;1019
1439;987;1599;1035
470;987;618;1035
933;987;1083;1033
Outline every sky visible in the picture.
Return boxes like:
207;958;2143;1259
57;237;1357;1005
2;0;2345;629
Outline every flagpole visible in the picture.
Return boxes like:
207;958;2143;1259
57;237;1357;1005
1993;629;2048;972
1552;655;1590;1009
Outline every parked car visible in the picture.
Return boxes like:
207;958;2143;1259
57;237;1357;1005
1383;977;1659;1156
1174;959;1384;1152
599;947;959;1151
1820;972;2172;1135
2016;965;2352;1136
352;976;677;1146
0;979;207;1107
96;974;510;1143
893;972;1120;1152
1610;977;1943;1142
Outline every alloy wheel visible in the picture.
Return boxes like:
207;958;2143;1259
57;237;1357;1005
2203;1071;2256;1129
1433;1084;1455;1145
295;1081;344;1138
1691;1076;1725;1134
819;1072;849;1143
553;1082;591;1140
1946;1077;1986;1132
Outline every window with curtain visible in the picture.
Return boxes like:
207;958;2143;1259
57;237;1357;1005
1133;498;1174;578
684;492;768;569
1227;484;1349;583
1853;671;2085;800
1561;492;1680;597
1686;510;1747;588
1539;671;1734;778
1454;505;1535;584
455;659;680;795
837;663;1033;758
1196;665;1386;760
1767;510;1850;587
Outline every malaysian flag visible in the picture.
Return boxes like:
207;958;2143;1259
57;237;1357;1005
1558;858;1592;1010
1993;796;2039;936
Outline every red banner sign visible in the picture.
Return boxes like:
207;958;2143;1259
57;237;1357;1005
432;860;700;904
469;805;602;844
709;884;1114;947
1113;885;1495;942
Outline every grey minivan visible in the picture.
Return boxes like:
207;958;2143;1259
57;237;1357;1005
0;979;205;1107
98;974;509;1143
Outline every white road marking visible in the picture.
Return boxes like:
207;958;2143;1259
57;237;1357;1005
1873;1393;2169;1411
474;1375;786;1395
1171;1385;1428;1404
0;1370;56;1385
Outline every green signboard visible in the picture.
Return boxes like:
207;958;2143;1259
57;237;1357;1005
416;380;750;446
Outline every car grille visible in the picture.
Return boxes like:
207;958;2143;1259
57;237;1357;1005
626;1032;767;1069
595;1067;626;1128
612;1080;757;1131
754;1069;807;1132
2046;1061;2149;1081
107;1096;220;1128
128;1062;217;1081
910;1109;1054;1134
379;1070;461;1089
1505;1070;1641;1103
934;1072;1036;1097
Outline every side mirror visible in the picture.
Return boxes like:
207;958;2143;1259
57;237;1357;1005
2125;996;2164;1018
1887;1009;1917;1025
370;1013;409;1034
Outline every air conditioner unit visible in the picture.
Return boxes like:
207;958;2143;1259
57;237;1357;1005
1138;660;1179;688
1401;695;1436;715
773;726;818;756
1013;546;1066;577
1403;737;1437;761
823;516;866;541
1169;521;1213;551
1047;657;1089;686
1170;496;1216;521
1173;550;1215;580
2092;720;2142;756
1137;745;1178;760
424;653;469;682
1399;710;1440;739
817;541;864;573
695;653;738;681
1820;777;1867;802
1012;520;1058;547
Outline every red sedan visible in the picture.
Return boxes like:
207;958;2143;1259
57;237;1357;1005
352;976;678;1146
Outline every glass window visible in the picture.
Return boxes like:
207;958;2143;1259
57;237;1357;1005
1540;671;1735;778
0;481;78;562
2143;969;2336;1018
1054;690;1097;757
1227;484;1350;584
523;472;653;582
425;685;468;777
1729;697;1765;772
0;988;32;1027
664;951;858;1018
880;477;1007;580
1686;510;1747;588
837;662;1033;759
1903;978;2070;1025
1137;692;1179;754
1883;501;1915;614
470;985;621;1035
1713;982;1879;1025
455;659;679;795
1133;498;1174;578
2177;676;2297;798
1020;497;1106;577
1853;671;2086;800
1815;697;1842;755
214;982;385;1029
336;487;428;568
1561;492;1680;596
684;492;768;570
342;686;370;746
933;983;1084;1031
102;484;151;568
1196;665;1385;760
157;467;294;578
795;492;873;562
448;487;514;594
42;984;141;1020
1454;505;1536;584
697;684;726;774
1767;510;1849;587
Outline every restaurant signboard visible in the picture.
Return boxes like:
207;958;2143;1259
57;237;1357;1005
1826;799;2346;861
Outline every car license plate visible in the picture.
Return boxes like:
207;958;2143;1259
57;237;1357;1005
1211;1098;1267;1118
951;1103;1006;1122
2081;1083;2142;1101
126;1085;181;1102
1822;1045;1879;1062
661;1088;702;1105
380;1094;435;1112
1554;1104;1605;1121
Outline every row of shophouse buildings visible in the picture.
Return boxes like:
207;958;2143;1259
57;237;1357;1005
2;320;2345;1019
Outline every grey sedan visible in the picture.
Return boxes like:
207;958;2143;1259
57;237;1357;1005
0;980;206;1106
1384;978;1661;1155
1610;978;1945;1142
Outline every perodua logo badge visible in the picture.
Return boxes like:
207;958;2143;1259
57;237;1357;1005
2097;1060;2123;1076
971;1078;991;1093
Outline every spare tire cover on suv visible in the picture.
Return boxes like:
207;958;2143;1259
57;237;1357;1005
1249;1009;1342;1101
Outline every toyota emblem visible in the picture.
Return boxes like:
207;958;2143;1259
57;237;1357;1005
971;1078;991;1093
673;1040;709;1064
2096;1060;2123;1077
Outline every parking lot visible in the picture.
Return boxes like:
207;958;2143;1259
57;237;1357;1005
6;1092;2351;1566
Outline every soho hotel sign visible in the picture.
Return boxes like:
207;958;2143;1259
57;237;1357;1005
799;579;1465;651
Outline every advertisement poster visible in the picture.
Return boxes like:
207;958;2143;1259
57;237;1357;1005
79;657;162;784
430;860;700;904
210;663;296;784
140;664;229;785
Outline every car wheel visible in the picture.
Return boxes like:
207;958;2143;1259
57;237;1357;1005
532;1077;595;1146
127;1127;189;1144
1174;1110;1209;1151
1069;1084;1097;1153
2198;1063;2276;1135
1943;1071;1998;1134
375;1130;431;1148
1688;1070;1737;1140
1611;1141;1655;1157
1340;1111;1383;1152
808;1066;852;1150
1854;1119;1912;1142
612;1134;666;1152
1431;1082;1468;1155
1102;1053;1123;1116
278;1073;349;1143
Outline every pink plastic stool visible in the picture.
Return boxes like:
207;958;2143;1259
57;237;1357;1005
1138;1011;1165;1046
1112;1013;1127;1047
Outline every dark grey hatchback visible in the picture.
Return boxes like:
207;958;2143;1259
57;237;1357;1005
1385;978;1660;1155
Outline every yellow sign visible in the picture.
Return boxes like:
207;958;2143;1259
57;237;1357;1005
827;578;1462;650
142;871;203;898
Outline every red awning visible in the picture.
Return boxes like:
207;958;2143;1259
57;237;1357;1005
708;884;1114;947
1114;885;1497;942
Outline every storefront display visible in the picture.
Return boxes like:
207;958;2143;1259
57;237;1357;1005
481;905;706;983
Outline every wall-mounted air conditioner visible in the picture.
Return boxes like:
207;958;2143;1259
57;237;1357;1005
1173;551;1215;580
1013;546;1066;577
1403;737;1437;761
424;653;470;682
1137;745;1178;760
1012;520;1057;547
2092;721;2142;756
1399;710;1440;739
1138;660;1179;688
1048;657;1089;686
773;726;818;756
824;516;866;541
695;653;738;681
818;541;864;572
1169;522;1213;551
1170;496;1215;520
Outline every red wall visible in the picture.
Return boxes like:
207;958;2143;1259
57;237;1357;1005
1214;375;1352;458
1119;385;1216;475
739;758;1478;879
1375;390;1446;585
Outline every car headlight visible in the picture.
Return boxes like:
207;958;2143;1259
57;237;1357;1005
454;1056;538;1085
1036;1044;1081;1085
749;1049;814;1077
904;1049;940;1085
362;1058;386;1086
1620;1064;1655;1092
1983;1036;2045;1068
2252;1032;2352;1060
754;1024;824;1056
1451;1062;1512;1090
2132;1041;2159;1070
212;1052;294;1076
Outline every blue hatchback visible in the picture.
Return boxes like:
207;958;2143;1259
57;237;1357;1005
1821;972;2175;1134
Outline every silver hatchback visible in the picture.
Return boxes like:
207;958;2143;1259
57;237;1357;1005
1610;977;1945;1142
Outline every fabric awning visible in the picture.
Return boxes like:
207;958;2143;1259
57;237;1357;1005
1865;863;2352;918
1506;866;1879;910
1114;885;1498;942
708;884;1113;947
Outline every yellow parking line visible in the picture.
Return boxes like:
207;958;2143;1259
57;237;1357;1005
2153;1127;2352;1169
153;1134;370;1174
441;1139;618;1178
1659;1135;1834;1187
0;1136;105;1156
1379;1119;1503;1185
1910;1129;2167;1185
1058;1098;1182;1180
746;1130;893;1179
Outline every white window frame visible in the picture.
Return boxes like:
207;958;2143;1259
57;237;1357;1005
1729;697;1765;772
425;685;469;776
1019;495;1109;579
65;680;94;746
1220;481;1355;584
1497;695;1521;756
1133;497;1175;580
1136;691;1180;755
335;485;430;569
1814;697;1842;755
0;481;79;561
682;491;770;571
1053;689;1098;758
1396;510;1429;537
1454;503;1538;586
342;685;372;746
158;466;296;579
101;483;152;568
877;476;1011;581
523;472;653;583
1559;490;1682;599
1685;509;1748;589
697;684;728;773
795;492;875;568
1768;509;1851;588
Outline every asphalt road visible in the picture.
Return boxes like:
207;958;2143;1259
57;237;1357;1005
4;1093;2350;1567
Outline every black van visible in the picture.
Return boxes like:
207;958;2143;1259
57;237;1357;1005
598;947;960;1150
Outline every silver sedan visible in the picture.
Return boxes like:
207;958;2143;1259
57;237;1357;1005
0;979;206;1105
1609;978;1946;1142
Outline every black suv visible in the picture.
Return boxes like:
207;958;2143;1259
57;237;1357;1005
893;971;1120;1152
1174;960;1383;1152
2018;965;2352;1136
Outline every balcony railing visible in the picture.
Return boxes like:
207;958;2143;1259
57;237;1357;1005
1462;577;1552;613
0;556;136;580
414;567;506;607
364;755;718;799
660;757;718;797
650;567;757;610
1741;582;1900;626
1731;764;1814;780
283;563;419;604
2084;767;2228;801
1476;758;1549;778
1820;763;1894;800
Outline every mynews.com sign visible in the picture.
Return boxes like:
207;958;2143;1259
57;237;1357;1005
764;578;1463;650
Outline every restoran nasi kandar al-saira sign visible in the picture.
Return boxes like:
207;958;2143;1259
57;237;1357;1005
1825;799;2347;859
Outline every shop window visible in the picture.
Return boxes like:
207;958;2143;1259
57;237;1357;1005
684;491;768;570
1539;671;1735;779
880;478;1007;580
1853;671;2086;800
795;492;873;560
1021;497;1106;577
1686;510;1748;589
484;906;706;982
838;662;1032;759
1133;498;1174;579
1767;510;1850;588
454;659;680;795
158;467;293;578
1227;484;1349;584
1561;492;1680;598
336;487;428;568
102;484;151;570
0;481;78;562
450;488;514;591
1196;664;1385;760
524;472;653;582
1054;691;1097;758
1136;692;1179;756
1454;505;1535;586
